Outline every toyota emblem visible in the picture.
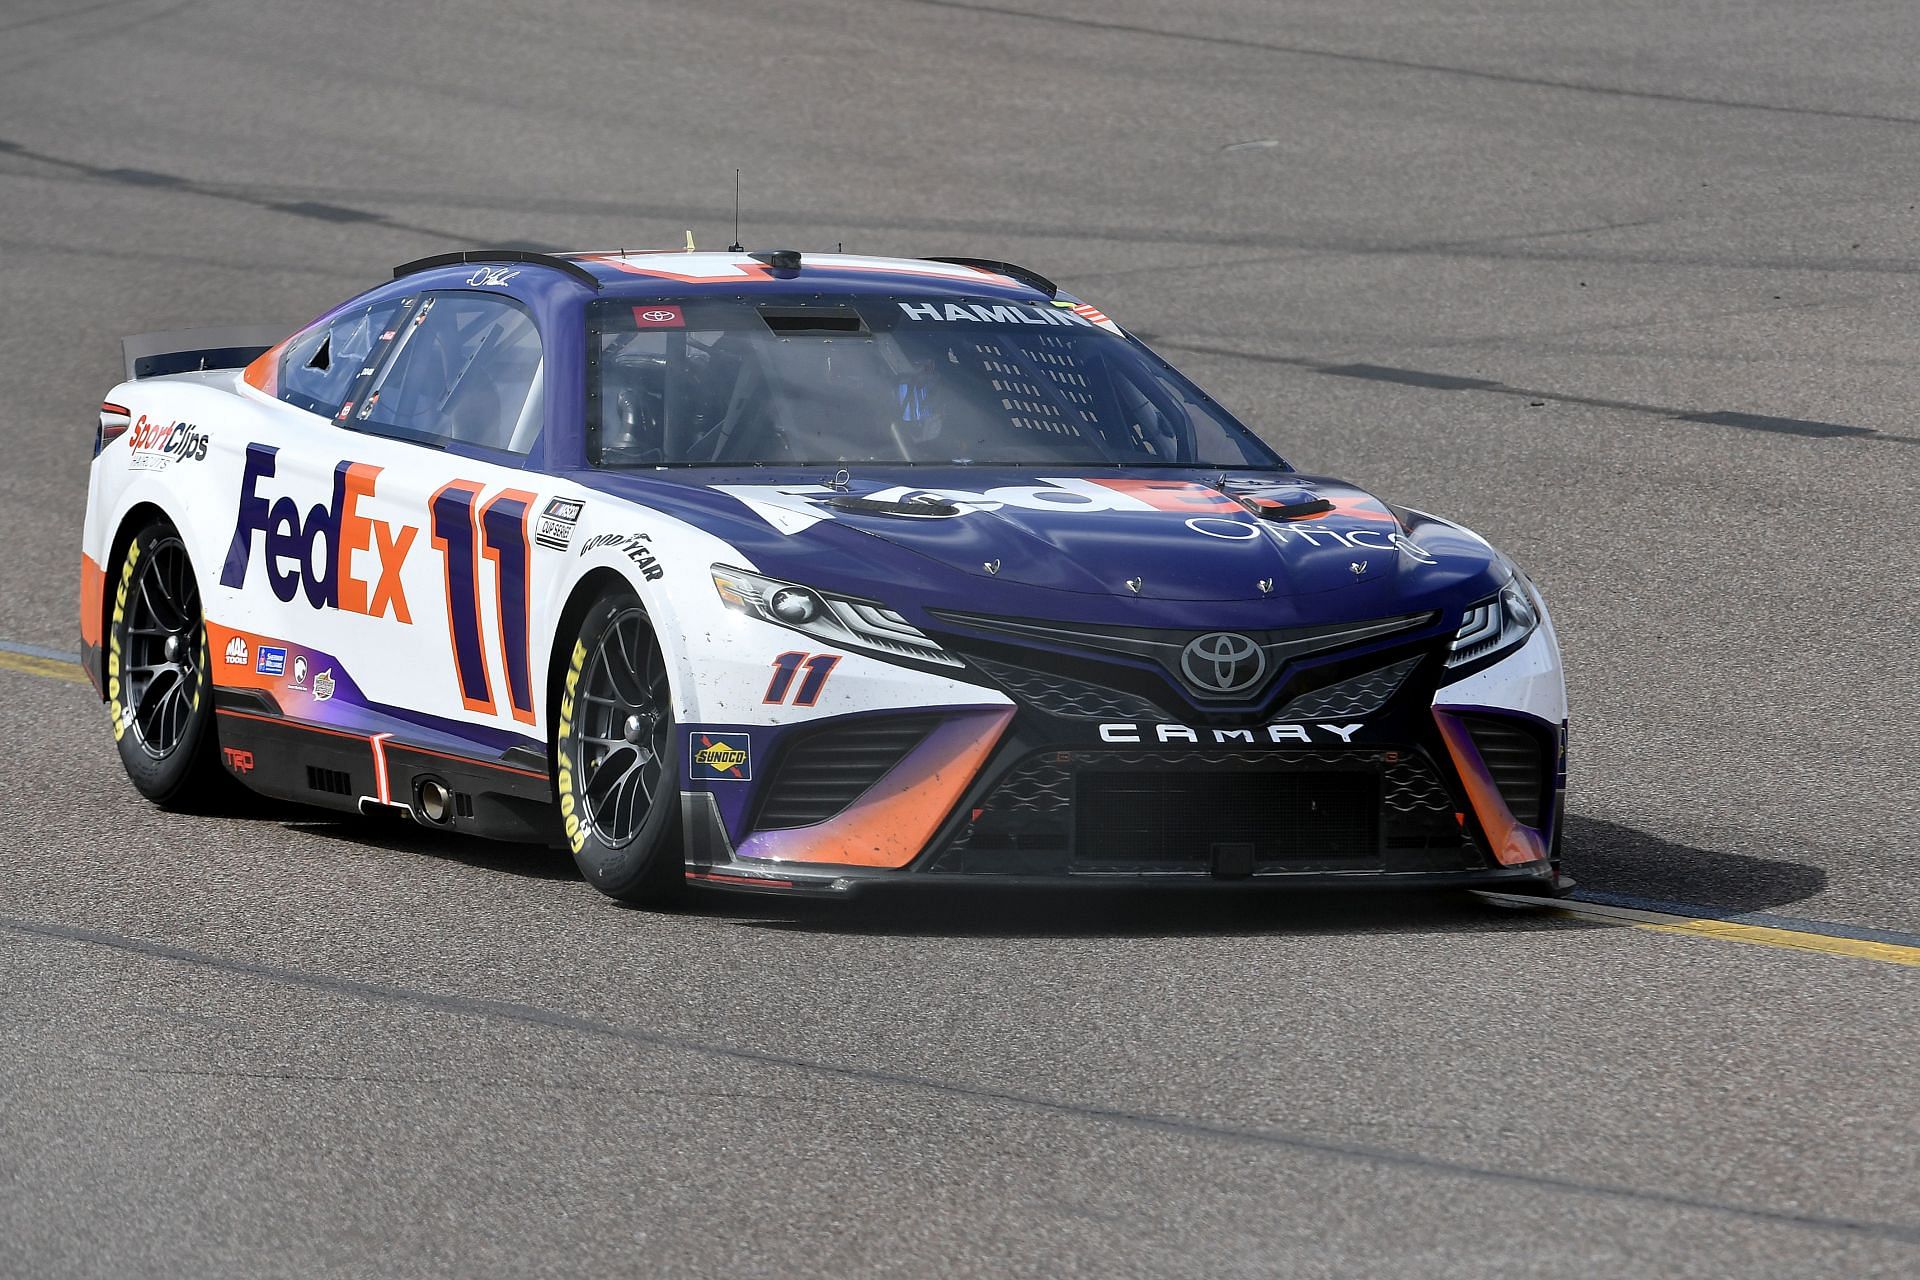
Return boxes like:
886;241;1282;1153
1179;632;1266;695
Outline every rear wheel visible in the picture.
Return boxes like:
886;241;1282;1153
555;589;683;903
107;520;232;809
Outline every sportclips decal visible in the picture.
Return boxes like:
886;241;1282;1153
128;414;208;470
715;478;1438;562
222;444;538;724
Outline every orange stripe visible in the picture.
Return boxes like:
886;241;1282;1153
78;554;105;651
744;709;1014;869
1433;710;1548;868
686;870;798;889
216;707;548;780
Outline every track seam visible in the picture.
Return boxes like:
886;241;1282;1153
3;911;1918;1244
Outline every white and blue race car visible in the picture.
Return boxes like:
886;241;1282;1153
81;248;1568;902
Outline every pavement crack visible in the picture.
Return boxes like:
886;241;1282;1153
890;0;1920;128
6;911;1919;1246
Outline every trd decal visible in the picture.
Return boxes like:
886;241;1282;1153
222;746;255;773
431;482;537;724
763;652;840;706
222;444;417;619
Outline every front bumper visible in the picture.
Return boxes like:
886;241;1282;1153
680;617;1568;896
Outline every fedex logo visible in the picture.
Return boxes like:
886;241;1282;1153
220;444;418;621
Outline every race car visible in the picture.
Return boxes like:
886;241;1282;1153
80;247;1569;903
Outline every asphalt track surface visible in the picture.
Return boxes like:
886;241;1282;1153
2;2;1918;1276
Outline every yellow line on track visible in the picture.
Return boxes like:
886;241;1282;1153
0;643;1914;970
1481;893;1920;969
0;651;88;684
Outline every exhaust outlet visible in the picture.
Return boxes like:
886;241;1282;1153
416;778;454;826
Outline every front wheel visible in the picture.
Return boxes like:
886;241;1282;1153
107;520;233;809
555;589;683;903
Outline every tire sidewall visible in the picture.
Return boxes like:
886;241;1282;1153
108;524;218;803
555;590;683;900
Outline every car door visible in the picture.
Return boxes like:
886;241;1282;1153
330;289;549;737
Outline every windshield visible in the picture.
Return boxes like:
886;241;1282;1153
587;296;1284;468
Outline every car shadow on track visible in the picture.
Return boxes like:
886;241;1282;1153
274;811;1827;939
714;813;1830;939
1561;813;1827;913
278;815;583;882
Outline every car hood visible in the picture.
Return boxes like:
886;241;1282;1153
571;467;1509;627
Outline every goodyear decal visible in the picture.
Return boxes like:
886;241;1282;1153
557;638;586;854
106;541;140;741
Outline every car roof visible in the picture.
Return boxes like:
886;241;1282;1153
390;249;1063;303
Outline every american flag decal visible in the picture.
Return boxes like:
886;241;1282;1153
1070;302;1119;331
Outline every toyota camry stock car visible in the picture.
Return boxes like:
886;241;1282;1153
80;247;1569;903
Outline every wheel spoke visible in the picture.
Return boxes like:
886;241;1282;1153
584;745;636;808
604;643;649;710
568;608;673;847
142;570;187;634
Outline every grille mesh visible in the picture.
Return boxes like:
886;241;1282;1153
755;716;936;830
1277;657;1422;719
1384;754;1454;814
968;655;1166;720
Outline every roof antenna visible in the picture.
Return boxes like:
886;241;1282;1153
684;229;696;252
727;169;744;253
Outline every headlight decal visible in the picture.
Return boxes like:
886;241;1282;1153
711;565;963;667
1445;577;1540;669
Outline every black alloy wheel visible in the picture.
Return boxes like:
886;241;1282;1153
556;589;683;902
108;520;232;807
577;607;670;845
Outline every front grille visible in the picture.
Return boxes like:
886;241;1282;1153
1277;656;1423;719
932;747;1481;875
1075;767;1380;870
930;609;1437;706
968;655;1166;720
754;716;937;830
1460;714;1548;826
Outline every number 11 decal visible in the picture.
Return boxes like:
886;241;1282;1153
431;481;536;724
764;651;840;706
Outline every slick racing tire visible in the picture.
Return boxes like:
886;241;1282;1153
555;588;684;904
107;519;235;810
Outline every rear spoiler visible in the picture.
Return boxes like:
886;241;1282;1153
120;325;294;381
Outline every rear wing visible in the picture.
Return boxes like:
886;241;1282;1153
120;325;293;381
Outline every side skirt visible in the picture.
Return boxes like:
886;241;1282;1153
214;706;556;844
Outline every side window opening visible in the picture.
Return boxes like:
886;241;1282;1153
278;299;401;419
353;292;544;455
